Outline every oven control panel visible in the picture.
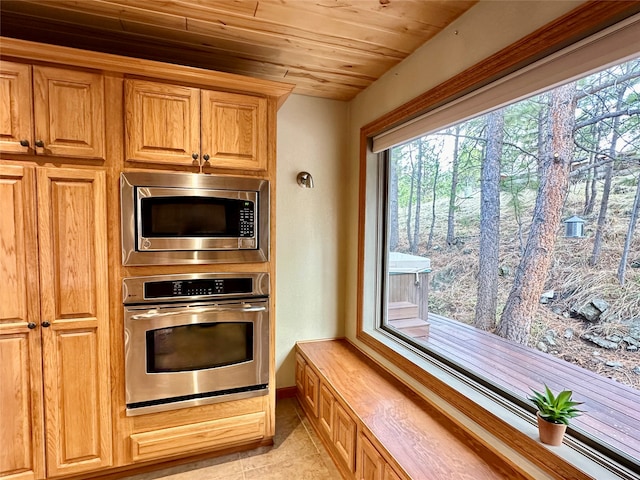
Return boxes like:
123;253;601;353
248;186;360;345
123;273;269;304
146;278;252;299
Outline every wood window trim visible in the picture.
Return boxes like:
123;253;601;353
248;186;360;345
355;2;640;478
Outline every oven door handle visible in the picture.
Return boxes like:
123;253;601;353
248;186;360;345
130;304;267;320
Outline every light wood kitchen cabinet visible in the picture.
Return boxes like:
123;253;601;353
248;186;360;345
0;164;112;479
0;164;44;480
383;464;403;480
318;384;335;439
125;79;267;170
356;433;406;480
130;412;266;462
0;61;105;159
0;62;32;155
297;359;357;476
303;364;320;418
356;433;386;480
334;401;356;472
124;79;199;166
201;90;267;170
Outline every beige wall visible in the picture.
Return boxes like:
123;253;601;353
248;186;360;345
275;94;349;387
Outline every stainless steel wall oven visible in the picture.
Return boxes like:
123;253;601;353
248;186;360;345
121;172;269;265
123;273;270;415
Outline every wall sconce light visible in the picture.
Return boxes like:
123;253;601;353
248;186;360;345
297;171;314;189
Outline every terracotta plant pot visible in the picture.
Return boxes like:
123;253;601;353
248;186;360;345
536;412;567;446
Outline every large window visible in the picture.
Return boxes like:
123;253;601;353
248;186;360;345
359;9;640;477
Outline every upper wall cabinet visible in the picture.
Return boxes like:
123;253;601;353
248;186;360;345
201;90;267;171
0;61;105;160
125;79;267;171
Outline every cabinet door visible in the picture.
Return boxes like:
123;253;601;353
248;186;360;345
0;165;44;480
356;433;385;480
37;167;112;477
303;365;320;417
201;90;267;171
0;62;33;154
334;402;356;472
383;464;403;480
318;384;334;439
125;79;200;165
33;66;105;159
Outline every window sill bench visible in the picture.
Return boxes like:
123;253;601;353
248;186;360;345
295;339;530;480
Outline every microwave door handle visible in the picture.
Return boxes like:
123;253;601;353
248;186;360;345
129;304;266;320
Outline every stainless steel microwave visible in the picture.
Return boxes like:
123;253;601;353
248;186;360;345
121;172;269;265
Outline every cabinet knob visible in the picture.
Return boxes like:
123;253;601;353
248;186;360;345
203;154;210;162
42;321;51;328
27;322;37;329
19;139;30;147
191;153;199;160
35;140;45;148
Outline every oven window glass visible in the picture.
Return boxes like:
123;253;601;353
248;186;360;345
140;197;247;237
146;322;253;372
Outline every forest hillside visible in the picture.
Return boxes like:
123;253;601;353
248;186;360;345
407;171;640;389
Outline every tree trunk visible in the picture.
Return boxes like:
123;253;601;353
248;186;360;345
406;147;415;252
584;167;598;216
411;142;424;253
498;82;577;344
388;151;399;252
536;93;550;179
426;156;440;251
583;125;601;216
475;109;504;331
447;125;461;246
590;87;624;266
618;174;640;285
590;161;613;265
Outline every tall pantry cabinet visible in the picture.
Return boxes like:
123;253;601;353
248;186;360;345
0;56;112;479
0;165;112;479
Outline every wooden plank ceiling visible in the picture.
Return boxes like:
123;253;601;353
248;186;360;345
0;0;477;101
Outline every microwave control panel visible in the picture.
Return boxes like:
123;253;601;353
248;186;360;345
239;202;255;237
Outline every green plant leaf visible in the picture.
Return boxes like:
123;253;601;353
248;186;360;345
529;384;583;425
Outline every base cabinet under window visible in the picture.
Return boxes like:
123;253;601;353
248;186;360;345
356;433;403;480
316;382;356;473
295;350;408;480
357;433;386;480
303;364;320;417
334;402;357;472
319;384;335;438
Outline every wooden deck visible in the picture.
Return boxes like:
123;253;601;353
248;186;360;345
397;313;640;463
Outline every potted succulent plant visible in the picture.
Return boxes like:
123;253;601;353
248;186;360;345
528;385;583;446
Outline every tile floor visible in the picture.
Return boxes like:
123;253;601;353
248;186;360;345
119;397;343;480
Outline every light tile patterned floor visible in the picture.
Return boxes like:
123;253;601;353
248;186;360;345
119;397;342;480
